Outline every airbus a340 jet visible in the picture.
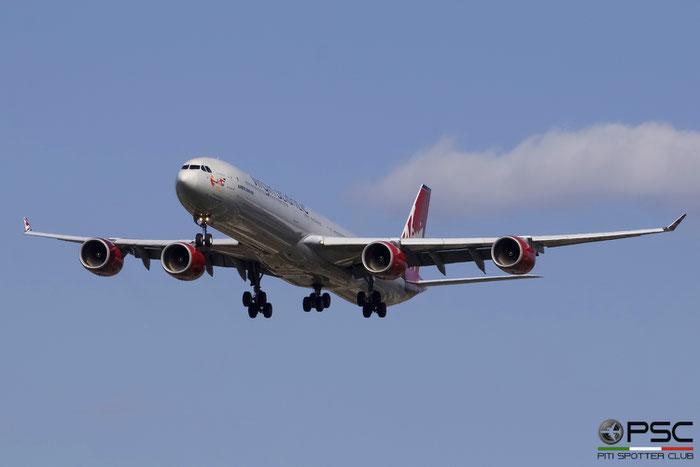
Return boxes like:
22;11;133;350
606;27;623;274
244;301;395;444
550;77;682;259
24;158;685;319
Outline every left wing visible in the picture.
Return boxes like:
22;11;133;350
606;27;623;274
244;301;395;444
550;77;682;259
23;217;253;274
304;214;686;273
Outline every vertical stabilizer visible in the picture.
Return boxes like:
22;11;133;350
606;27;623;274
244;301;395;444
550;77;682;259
401;185;431;239
402;185;431;281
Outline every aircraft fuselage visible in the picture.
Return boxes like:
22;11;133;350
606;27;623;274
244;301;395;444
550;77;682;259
175;157;419;306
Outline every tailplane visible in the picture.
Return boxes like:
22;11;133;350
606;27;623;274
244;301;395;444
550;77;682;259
402;185;431;281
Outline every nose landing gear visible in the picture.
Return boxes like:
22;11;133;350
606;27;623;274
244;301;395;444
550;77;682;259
194;215;213;248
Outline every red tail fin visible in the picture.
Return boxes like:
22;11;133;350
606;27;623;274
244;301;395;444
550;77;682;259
402;185;431;281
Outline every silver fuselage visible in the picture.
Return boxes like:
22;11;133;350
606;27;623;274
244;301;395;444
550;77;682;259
175;158;419;306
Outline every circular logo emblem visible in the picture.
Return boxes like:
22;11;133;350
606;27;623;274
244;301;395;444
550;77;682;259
599;419;624;445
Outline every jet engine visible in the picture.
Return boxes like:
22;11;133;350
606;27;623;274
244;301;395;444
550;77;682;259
361;241;407;280
491;236;536;275
161;242;206;281
79;238;124;277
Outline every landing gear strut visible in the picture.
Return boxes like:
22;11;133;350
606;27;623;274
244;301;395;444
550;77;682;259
357;277;387;318
194;215;213;248
243;263;272;319
302;284;331;312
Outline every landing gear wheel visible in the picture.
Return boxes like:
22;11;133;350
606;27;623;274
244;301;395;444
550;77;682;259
370;291;381;304
356;291;366;306
248;306;258;319
322;293;331;308
195;233;203;247
262;303;273;318
242;291;252;307
315;296;324;312
204;233;213;247
362;304;373;318
377;303;387;318
244;262;271;319
302;296;311;312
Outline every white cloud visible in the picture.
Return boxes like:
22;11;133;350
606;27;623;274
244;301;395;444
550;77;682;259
361;122;700;214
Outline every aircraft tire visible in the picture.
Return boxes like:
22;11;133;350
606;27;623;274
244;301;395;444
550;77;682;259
262;303;273;318
303;296;311;312
322;293;331;308
248;305;258;319
362;304;373;318
356;291;366;306
242;291;252;307
377;303;387;318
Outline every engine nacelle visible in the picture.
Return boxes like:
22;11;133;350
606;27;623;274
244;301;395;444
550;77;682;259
491;236;536;275
361;241;407;280
79;238;124;277
161;242;206;281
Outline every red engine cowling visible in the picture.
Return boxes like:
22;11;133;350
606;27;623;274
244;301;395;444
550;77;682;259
361;241;407;280
491;236;536;275
79;238;124;277
161;242;206;281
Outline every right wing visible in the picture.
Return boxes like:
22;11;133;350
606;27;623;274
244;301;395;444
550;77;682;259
304;214;686;274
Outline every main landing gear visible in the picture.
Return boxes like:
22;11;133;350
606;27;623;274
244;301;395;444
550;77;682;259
302;285;331;312
194;215;213;248
357;278;387;318
242;263;272;319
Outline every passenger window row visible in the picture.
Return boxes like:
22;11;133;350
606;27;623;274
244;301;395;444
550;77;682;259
181;164;212;173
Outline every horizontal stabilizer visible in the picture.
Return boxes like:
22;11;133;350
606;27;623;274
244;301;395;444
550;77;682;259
407;275;540;287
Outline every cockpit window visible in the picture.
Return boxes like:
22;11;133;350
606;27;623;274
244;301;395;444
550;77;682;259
181;164;189;169
200;165;206;171
204;166;212;173
189;164;200;170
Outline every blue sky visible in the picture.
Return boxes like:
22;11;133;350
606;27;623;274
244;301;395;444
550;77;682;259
1;1;698;466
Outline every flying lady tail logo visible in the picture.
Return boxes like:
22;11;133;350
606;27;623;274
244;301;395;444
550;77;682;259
402;184;431;239
402;185;431;282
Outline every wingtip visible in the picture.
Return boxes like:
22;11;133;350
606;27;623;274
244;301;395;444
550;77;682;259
665;213;686;231
23;217;31;233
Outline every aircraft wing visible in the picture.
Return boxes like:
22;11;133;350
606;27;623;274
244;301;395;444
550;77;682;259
23;218;253;273
304;214;686;274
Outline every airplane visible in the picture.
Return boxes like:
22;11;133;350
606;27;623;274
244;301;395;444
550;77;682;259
24;157;686;319
601;423;623;442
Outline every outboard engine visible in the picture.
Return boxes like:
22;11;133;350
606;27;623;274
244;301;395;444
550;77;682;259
491;236;536;275
79;238;124;277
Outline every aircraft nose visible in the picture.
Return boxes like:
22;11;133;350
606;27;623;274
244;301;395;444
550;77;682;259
175;168;199;201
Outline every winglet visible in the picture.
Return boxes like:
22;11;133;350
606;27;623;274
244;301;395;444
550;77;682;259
23;217;32;233
664;214;686;232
